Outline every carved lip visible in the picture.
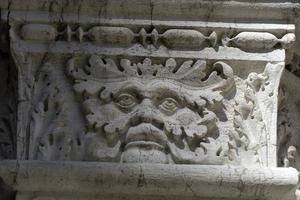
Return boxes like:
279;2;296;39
125;141;165;151
124;123;167;151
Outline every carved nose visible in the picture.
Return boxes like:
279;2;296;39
130;98;164;129
138;99;157;123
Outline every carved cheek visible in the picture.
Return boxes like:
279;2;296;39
85;103;128;132
172;108;201;126
98;104;126;119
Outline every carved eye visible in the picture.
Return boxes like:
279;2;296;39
115;93;137;109
159;98;179;113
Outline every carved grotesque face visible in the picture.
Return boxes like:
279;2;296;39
68;56;234;164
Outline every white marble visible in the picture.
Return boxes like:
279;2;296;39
0;160;297;200
0;0;300;199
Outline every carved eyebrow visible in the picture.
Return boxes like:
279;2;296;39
111;81;144;99
152;87;183;100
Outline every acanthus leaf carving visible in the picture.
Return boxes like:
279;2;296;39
65;55;247;164
28;63;85;161
232;62;284;166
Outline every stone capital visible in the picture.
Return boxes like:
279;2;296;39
0;1;300;200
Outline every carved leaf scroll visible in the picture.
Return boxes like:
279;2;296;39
65;55;246;165
29;63;85;160
67;55;233;90
232;62;284;166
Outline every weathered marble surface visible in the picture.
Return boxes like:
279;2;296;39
0;160;298;200
0;0;300;200
5;13;292;167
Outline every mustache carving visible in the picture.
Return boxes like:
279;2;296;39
101;107;165;146
129;110;165;131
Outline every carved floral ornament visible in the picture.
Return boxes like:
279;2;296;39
65;55;262;165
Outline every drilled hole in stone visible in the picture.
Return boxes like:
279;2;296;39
77;138;81;146
153;70;158;76
48;134;54;145
43;98;49;112
137;67;142;75
216;147;222;156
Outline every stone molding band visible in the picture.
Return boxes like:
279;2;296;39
0;160;298;200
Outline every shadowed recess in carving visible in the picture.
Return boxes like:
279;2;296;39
0;51;17;160
0;177;16;200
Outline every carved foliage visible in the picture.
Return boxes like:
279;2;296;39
66;55;241;164
232;74;267;165
233;62;284;166
277;86;300;168
21;56;283;166
28;63;85;160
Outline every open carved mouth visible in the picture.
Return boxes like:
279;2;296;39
124;123;168;151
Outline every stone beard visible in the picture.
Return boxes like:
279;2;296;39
67;55;235;164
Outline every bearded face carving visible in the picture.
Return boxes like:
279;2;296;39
67;55;235;164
